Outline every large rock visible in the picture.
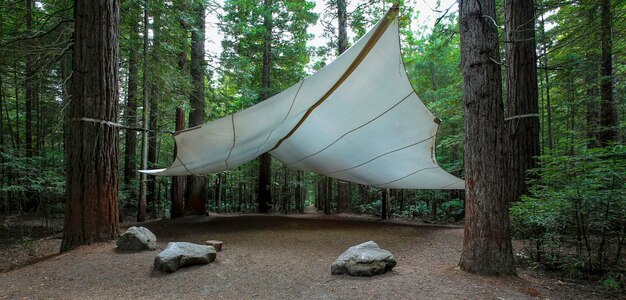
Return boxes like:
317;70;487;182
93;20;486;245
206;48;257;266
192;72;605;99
154;242;216;273
331;241;396;276
116;226;158;251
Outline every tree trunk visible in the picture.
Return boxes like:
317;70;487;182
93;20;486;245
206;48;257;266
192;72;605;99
323;176;331;215
13;63;20;148
539;13;553;153
295;171;303;213
598;0;619;146
333;0;351;214
257;0;273;213
337;0;348;55
281;165;289;213
458;0;516;275
124;20;139;200
138;0;149;222
504;0;540;201
337;181;351;213
216;173;223;211
170;107;185;219
584;3;599;148
147;12;161;215
24;0;35;157
171;15;188;219
61;0;120;252
186;0;207;215
381;189;388;220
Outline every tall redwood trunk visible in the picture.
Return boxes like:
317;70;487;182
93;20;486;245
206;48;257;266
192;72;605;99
458;0;516;275
171;18;189;219
62;0;120;252
504;0;540;201
257;0;273;213
186;0;207;215
598;0;619;146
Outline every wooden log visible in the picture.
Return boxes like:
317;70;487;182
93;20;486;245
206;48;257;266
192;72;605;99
205;240;223;252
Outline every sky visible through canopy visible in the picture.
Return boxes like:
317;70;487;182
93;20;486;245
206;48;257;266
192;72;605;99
204;0;459;64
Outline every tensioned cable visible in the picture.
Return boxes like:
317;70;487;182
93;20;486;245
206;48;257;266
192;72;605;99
253;79;306;158
375;166;439;187
224;114;236;169
434;180;464;190
270;4;399;152
284;90;415;166
325;134;436;175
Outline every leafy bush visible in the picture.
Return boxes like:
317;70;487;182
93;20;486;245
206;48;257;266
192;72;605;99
0;150;65;213
438;199;464;222
511;146;625;285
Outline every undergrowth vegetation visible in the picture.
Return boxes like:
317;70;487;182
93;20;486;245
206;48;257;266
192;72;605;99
511;146;626;288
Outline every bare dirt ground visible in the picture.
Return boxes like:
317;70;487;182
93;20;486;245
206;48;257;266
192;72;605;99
0;212;618;299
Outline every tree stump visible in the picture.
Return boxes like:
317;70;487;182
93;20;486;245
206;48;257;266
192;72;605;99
205;240;223;252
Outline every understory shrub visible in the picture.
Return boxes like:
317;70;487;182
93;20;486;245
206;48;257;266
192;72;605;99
511;146;625;287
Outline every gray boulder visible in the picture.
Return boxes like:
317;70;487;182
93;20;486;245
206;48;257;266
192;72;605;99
154;242;216;273
116;226;158;251
331;241;396;276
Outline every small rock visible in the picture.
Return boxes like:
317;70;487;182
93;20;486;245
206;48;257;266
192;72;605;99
116;226;158;251
154;242;216;273
205;240;223;252
331;241;396;276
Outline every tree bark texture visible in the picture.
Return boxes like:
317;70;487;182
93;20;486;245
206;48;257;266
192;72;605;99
61;0;120;252
458;0;516;275
186;0;207;215
598;0;619;145
504;0;540;201
337;0;348;55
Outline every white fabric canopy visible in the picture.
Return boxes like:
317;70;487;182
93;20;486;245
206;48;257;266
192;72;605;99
143;7;464;190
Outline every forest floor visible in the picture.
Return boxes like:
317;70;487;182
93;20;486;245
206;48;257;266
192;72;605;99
0;211;620;299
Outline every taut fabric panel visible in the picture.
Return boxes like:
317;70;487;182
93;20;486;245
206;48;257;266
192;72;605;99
142;8;464;190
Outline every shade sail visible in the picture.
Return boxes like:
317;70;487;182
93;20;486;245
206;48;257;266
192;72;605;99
143;6;464;190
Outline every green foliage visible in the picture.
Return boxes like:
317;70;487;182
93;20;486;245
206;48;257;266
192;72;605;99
402;9;463;176
219;0;317;110
602;275;621;289
438;199;463;222
0;149;65;212
511;146;626;278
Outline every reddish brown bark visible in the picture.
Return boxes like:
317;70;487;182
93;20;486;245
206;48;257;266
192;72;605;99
504;0;540;201
186;0;207;215
458;0;516;275
61;0;120;252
